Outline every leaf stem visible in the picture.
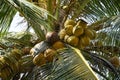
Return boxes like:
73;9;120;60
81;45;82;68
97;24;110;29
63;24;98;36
47;0;54;31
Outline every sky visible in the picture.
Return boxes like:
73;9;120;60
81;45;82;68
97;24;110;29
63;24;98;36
9;12;29;32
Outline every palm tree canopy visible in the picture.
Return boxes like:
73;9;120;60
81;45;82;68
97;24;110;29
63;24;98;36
0;0;120;80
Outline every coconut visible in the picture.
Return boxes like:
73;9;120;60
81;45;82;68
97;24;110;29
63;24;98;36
67;36;79;47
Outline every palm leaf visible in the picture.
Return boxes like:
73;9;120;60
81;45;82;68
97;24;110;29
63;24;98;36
81;0;120;23
82;16;120;79
83;15;120;79
5;32;34;47
0;42;8;49
0;0;120;79
96;16;120;47
0;0;16;39
26;47;98;80
69;46;98;79
3;0;56;40
82;50;120;79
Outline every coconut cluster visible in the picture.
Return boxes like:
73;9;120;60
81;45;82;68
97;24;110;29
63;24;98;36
31;39;65;66
0;49;23;79
30;19;97;67
58;19;97;49
32;48;56;66
30;30;66;66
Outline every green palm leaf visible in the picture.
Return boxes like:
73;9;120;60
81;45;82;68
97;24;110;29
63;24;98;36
2;0;56;40
81;0;120;23
26;47;98;80
83;16;120;79
82;50;120;79
0;0;16;38
0;0;120;79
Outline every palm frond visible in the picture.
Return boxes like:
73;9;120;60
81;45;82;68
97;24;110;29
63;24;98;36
85;16;120;56
80;0;120;23
0;0;16;39
82;16;120;79
6;37;32;47
69;46;98;79
0;42;8;49
96;16;120;47
25;47;98;80
83;15;120;79
71;0;90;19
4;0;56;40
85;46;120;56
82;50;120;80
0;0;120;79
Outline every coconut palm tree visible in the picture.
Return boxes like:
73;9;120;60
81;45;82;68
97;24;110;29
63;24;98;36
0;0;120;80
